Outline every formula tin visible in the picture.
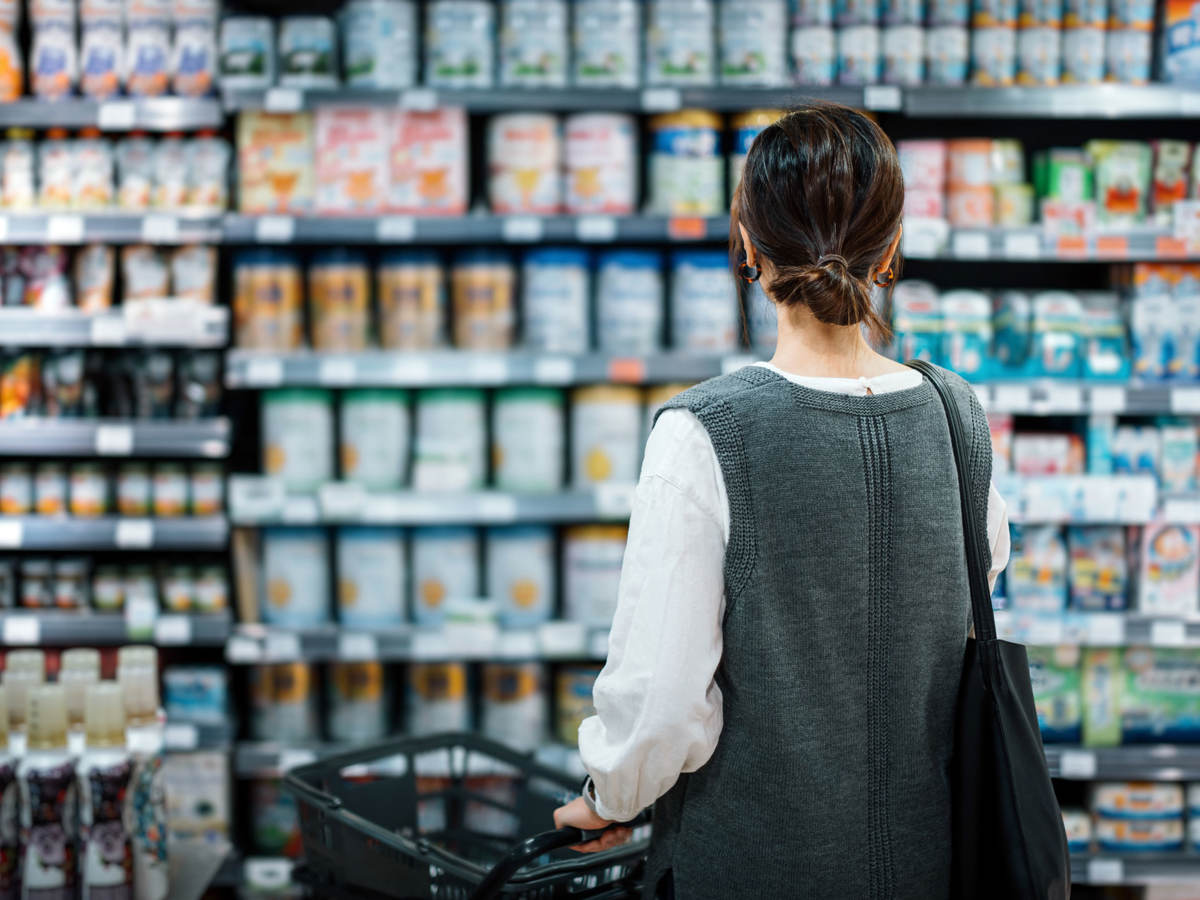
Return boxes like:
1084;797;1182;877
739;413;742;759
926;25;970;82
792;26;837;85
193;565;227;613
250;663;318;742
411;526;479;625
482;663;547;752
412;389;486;492
971;26;1017;85
339;0;417;88
570;386;642;489
573;0;640;87
1062;26;1105;81
408;663;470;735
262;389;335;492
556;665;602;746
92;565;124;611
499;0;568;87
645;0;716;85
486;526;555;627
521;247;590;354
883;25;925;84
719;0;789;86
424;0;495;88
261;527;329;626
116;464;151;517
491;388;565;493
152;463;188;517
190;463;223;516
596;250;665;354
340;389;410;490
564;113;638;215
377;252;445;349
671;250;739;352
1017;25;1061;83
450;251;515;350
34;463;66;516
336;527;406;627
328;661;388;742
648;110;724;216
562;525;628;626
487;114;561;215
162;565;194;612
278;15;337;89
838;25;881;84
0;463;31;515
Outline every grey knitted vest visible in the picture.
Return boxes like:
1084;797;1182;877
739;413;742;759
645;364;992;900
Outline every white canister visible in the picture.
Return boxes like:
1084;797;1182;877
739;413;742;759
218;17;275;91
500;0;568;86
411;527;479;625
563;525;628;625
1017;26;1061;84
337;527;406;627
792;25;837;85
482;663;547;752
838;25;881;84
646;0;716;85
327;662;388;742
412;389;486;492
486;526;555;627
261;527;330;626
277;15;338;88
339;0;417;88
408;663;470;735
648;110;724;216
262;389;335;492
719;0;789;85
596;250;665;354
424;0;495;87
522;247;591;354
487;113;562;214
573;0;640;86
926;25;970;83
671;251;739;352
340;389;410;490
883;24;925;84
491;388;565;492
1061;26;1105;83
971;25;1017;85
564;113;638;215
571;386;642;488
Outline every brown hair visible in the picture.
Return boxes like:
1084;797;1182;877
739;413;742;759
732;103;904;339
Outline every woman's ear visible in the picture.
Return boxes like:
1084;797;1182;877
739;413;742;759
738;223;757;267
876;224;903;278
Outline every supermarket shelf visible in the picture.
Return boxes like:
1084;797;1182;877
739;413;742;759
903;222;1200;262
904;84;1200;119
0;213;222;245
0;306;228;348
996;475;1158;525
164;719;235;752
1071;852;1200;885
225;349;736;389
994;609;1200;647
225;620;610;664
1046;746;1200;782
0;418;230;458
0;610;232;646
0;516;228;550
229;479;636;525
977;381;1200;416
0;97;224;130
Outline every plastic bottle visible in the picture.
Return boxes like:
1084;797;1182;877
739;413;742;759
60;649;100;756
17;685;76;900
117;649;166;900
77;683;133;900
0;687;19;899
4;650;45;756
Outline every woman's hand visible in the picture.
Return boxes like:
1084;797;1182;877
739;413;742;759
552;796;631;853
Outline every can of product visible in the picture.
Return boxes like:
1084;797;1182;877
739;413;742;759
645;0;716;85
34;463;67;516
53;558;88;609
20;560;52;608
277;16;338;88
948;186;996;226
262;527;330;626
152;463;188;517
882;0;926;22
424;0;495;88
482;662;547;752
233;251;304;351
308;249;370;352
408;662;470;735
573;0;640;87
389;109;469;215
1106;28;1150;83
124;565;156;612
75;244;114;311
947;139;994;187
262;389;335;492
340;389;410;490
328;661;388;742
521;247;591;354
995;183;1035;226
486;526;555;627
898;140;948;190
971;26;1017;84
1065;0;1105;25
0;463;31;515
882;24;925;84
339;0;417;88
564;113;637;215
412;389;487;492
377;252;444;349
556;665;602;746
500;0;568;87
729;110;784;189
491;388;564;492
1017;26;1060;82
926;25;970;82
792;0;835;24
250;663;319;741
671;251;739;352
190;463;224;516
837;26;881;84
648;110;724;216
411;526;479;625
162;565;194;612
973;0;1018;25
562;525;628;625
1062;25;1105;81
116;463;151;517
92;564;124;611
570;386;642;489
991;139;1025;184
837;0;880;24
791;26;837;85
719;0;789;86
595;251;664;354
194;565;227;613
487;114;561;214
336;527;407;627
451;252;515;350
218;16;276;91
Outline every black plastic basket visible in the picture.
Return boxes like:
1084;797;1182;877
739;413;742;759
284;732;650;900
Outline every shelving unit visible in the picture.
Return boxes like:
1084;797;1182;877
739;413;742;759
1071;853;1200;885
0;610;232;647
0;213;223;245
0;307;228;348
0;97;223;130
1047;746;1200;781
0;516;228;550
0;418;230;458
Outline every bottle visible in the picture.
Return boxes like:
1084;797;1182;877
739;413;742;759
0;687;20;900
60;649;100;757
3;650;45;757
117;649;166;900
17;684;76;900
77;683;133;900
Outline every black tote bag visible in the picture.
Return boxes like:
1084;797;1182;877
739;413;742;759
908;360;1071;900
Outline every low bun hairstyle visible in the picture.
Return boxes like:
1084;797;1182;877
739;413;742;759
732;103;904;339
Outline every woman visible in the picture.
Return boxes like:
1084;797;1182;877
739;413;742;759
553;103;1011;899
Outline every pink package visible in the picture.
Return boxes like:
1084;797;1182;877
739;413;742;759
314;107;391;216
389;108;469;216
1012;433;1085;476
897;139;947;189
904;187;946;218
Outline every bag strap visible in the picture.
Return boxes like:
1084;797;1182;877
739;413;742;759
905;360;996;643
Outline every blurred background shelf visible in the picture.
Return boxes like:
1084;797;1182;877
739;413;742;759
0;418;230;458
0;516;229;550
1046;746;1200;781
0;610;232;647
0;97;224;130
0;213;223;245
1070;853;1200;885
0;307;228;348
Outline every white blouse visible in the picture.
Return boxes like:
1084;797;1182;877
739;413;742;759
577;363;1012;823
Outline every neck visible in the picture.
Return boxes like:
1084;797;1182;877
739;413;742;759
768;305;898;379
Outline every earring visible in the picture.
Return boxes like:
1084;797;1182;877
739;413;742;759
738;261;761;283
873;266;894;287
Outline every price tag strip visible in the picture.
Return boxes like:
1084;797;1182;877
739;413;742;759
2;615;39;645
1057;749;1097;779
163;722;199;750
95;424;135;456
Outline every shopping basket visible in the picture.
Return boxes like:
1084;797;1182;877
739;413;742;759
284;732;651;900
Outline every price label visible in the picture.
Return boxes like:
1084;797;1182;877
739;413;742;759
951;231;990;259
124;594;158;638
502;216;544;242
1002;232;1041;259
1039;385;1083;413
1054;235;1088;258
533;357;574;384
281;496;319;524
1151;620;1189;647
244;357;284;387
863;85;902;110
538;621;587;657
1176;200;1200;243
140;214;179;244
468;356;509;383
95;424;134;456
376;216;416;242
476;494;518;522
226;635;262;663
576;215;618;242
595;483;636;518
89;315;127;346
607;358;646;383
245;858;295;891
47;215;84;244
667;217;706;240
1163;496;1200;523
338;632;378;660
1057;749;1097;779
163;722;199;750
1086;859;1124;885
1089;386;1127;414
496;629;538;659
391;357;432;384
318;357;356;386
319;482;368;520
264;87;303;112
1095;235;1129;258
254;216;295;243
264;631;301;661
279;749;317;772
116;519;154;548
2;615;39;645
992;385;1032;413
1157;235;1189;258
229;477;285;522
1172;388;1200;413
98;101;137;130
641;88;682;112
155;614;193;645
445;621;500;657
1084;613;1125;646
400;88;438;110
0;520;23;549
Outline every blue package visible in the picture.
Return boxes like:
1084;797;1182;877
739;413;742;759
940;289;992;380
1086;414;1115;475
1111;425;1160;477
891;280;943;363
1029;291;1084;378
1008;524;1069;612
992;291;1032;374
164;666;229;724
1080;292;1131;380
1067;525;1128;611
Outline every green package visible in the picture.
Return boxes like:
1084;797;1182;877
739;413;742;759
1087;140;1152;226
1082;647;1200;746
1035;149;1094;203
1028;645;1082;743
1082;648;1122;747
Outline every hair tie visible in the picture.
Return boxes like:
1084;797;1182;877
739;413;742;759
816;254;849;269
